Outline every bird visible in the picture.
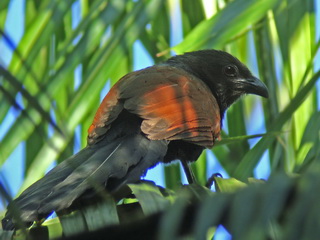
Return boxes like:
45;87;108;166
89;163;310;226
2;49;268;230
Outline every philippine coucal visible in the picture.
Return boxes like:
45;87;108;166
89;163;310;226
2;50;268;230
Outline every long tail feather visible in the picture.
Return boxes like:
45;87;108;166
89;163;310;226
38;135;167;214
3;113;167;230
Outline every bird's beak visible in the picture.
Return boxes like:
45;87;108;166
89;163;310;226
244;76;269;98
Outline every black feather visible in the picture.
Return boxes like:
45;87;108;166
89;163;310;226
3;111;167;230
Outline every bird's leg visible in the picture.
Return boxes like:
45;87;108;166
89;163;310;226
181;160;196;184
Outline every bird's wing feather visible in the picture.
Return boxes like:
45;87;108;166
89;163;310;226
88;65;221;148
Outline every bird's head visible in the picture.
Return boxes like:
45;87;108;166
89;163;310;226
165;49;269;116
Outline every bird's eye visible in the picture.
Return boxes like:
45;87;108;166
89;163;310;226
224;65;238;77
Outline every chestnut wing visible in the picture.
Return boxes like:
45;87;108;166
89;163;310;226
88;66;221;148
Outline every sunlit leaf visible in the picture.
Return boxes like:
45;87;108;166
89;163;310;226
173;0;279;53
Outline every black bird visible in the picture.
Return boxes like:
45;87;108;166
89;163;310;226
2;49;268;230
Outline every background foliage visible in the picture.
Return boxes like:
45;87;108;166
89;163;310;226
0;0;319;239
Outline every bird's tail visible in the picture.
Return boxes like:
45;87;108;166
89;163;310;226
2;128;167;230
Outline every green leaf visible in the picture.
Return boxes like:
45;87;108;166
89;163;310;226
59;210;87;236
173;0;279;53
82;199;119;231
42;217;63;239
128;182;171;215
164;164;181;190
0;0;126;167
215;133;269;146
180;0;206;36
0;0;76;123
192;151;207;186
194;194;230;240
283;173;320;239
158;195;189;240
0;66;62;135
0;0;10;30
214;177;247;193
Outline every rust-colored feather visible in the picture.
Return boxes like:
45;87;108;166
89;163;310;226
88;66;221;148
